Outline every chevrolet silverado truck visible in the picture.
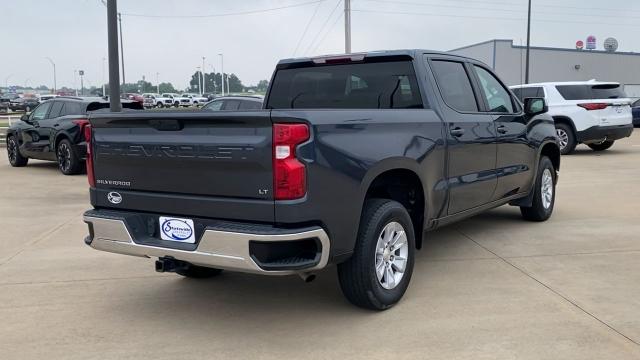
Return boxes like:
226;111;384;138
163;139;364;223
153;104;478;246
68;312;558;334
83;50;560;310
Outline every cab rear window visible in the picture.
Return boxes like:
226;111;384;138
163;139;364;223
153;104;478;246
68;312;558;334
266;61;423;109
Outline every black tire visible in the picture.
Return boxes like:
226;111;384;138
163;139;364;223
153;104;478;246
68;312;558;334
338;199;415;310
56;139;84;175
521;156;556;222
174;102;179;108
7;136;28;167
157;102;163;108
587;140;614;151
176;264;223;279
555;123;576;155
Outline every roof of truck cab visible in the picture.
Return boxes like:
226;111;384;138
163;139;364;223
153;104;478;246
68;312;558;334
277;49;478;66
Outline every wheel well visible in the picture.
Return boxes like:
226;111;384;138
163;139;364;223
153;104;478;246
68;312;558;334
552;116;576;136
364;169;425;249
540;143;560;172
53;134;70;153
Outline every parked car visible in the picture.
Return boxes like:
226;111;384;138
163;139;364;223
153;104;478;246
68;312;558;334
82;50;560;310
201;95;263;111
9;97;40;112
153;94;174;108
6;96;143;175
511;81;633;154
631;99;640;127
184;93;209;106
161;93;192;107
142;93;160;108
123;93;144;104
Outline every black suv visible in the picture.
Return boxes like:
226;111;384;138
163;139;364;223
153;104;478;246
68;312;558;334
6;97;143;175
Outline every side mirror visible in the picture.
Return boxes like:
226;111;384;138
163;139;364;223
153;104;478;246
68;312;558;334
21;113;30;122
524;97;548;116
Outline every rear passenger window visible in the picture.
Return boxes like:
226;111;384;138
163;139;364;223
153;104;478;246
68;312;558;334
62;102;83;116
222;100;240;110
239;100;261;110
48;101;64;118
430;60;478;112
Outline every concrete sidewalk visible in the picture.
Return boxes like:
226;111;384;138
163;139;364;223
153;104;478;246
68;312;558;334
1;134;639;359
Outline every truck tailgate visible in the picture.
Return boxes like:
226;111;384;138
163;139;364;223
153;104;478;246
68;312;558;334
89;111;274;222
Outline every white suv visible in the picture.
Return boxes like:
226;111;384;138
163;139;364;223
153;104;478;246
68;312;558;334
511;81;633;154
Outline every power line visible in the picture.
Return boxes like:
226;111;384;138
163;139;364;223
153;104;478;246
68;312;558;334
351;8;640;27
304;0;343;55
311;12;344;54
120;0;325;18
293;0;325;56
360;0;640;20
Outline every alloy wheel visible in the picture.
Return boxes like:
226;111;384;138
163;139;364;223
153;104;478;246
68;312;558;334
57;143;71;172
556;129;568;150
7;138;17;164
541;168;553;209
375;221;409;290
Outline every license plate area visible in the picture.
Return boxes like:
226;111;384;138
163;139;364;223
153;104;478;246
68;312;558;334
159;216;196;243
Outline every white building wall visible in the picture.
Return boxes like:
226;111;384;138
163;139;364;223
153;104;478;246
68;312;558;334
450;40;640;89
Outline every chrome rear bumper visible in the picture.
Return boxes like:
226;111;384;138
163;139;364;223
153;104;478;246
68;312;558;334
84;213;330;275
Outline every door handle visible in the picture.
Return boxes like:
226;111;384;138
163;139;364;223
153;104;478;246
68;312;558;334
496;125;508;134
450;127;465;137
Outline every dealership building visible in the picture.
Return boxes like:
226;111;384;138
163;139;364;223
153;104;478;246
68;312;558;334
449;39;640;98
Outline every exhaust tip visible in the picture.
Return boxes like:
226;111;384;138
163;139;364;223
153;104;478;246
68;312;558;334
298;272;316;283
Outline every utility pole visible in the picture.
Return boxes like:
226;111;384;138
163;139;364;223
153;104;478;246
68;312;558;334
156;72;160;94
79;70;85;96
202;56;206;95
219;53;225;96
344;0;351;53
107;0;122;111
525;0;532;84
118;12;126;93
45;57;56;93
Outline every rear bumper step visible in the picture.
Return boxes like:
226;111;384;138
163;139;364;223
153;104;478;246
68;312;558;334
83;210;330;275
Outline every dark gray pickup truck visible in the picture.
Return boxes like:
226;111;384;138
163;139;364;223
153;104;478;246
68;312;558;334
83;50;560;310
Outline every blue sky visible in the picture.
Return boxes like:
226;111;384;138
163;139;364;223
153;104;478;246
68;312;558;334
2;0;639;90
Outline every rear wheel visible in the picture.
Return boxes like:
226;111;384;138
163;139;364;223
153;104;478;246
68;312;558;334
521;156;556;221
338;199;415;310
7;136;28;167
56;139;84;175
555;123;576;155
176;265;223;279
587;140;614;151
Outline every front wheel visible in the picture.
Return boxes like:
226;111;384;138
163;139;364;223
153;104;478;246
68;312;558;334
587;140;614;151
7;136;28;167
520;156;556;221
338;199;415;310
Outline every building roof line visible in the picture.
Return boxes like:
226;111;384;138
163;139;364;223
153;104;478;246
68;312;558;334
450;39;640;57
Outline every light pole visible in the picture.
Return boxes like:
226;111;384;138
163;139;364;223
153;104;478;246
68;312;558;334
196;66;202;94
45;57;57;93
344;0;351;53
525;0;532;84
106;0;122;111
74;70;78;96
79;70;85;96
102;57;106;96
118;11;126;92
218;53;225;96
201;56;206;95
156;72;160;94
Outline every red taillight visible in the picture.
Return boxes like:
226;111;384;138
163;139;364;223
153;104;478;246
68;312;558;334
273;123;310;200
578;103;609;111
83;124;95;187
